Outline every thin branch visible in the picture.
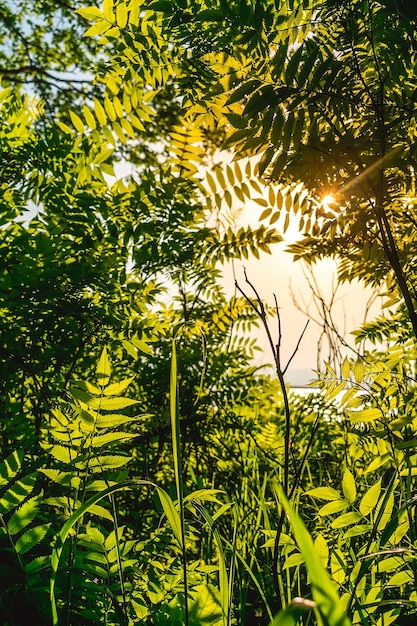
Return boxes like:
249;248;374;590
282;320;310;375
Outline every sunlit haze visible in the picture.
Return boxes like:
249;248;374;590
220;196;382;386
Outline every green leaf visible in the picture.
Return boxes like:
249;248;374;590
25;556;49;575
39;469;80;488
0;449;24;488
94;396;138;410
376;490;394;531
96;347;111;385
15;523;51;555
90;431;137;447
88;503;114;522
342;469;356;504
314;533;329;568
305;487;342;501
50;480;156;625
95;414;140;428
331;511;362;529
156;487;182;547
386;570;413;587
318;500;349;516
104;526;125;551
343;524;372;538
184;489;225;505
83;454;132;469
8;495;41;535
359;478;382;517
283;552;304;569
227;80;261;105
285;44;304;84
0;474;37;515
103;377;135;396
49;445;76;464
273;482;351;626
191;500;231;624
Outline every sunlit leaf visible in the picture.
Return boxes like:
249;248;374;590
96;347;111;386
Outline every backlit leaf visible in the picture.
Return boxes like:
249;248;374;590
305;487;341;501
331;511;362;529
0;450;24;488
103;377;135;396
94;98;107;126
342;469;356;504
0;474;37;515
96;347;111;386
76;7;104;20
69;110;85;133
15;523;51;554
8;495;41;535
359;478;381;517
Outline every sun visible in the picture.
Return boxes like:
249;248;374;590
320;194;336;211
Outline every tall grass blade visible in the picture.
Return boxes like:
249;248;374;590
272;481;351;626
191;501;230;626
170;339;182;505
170;339;189;624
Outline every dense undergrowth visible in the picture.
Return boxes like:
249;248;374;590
1;337;416;625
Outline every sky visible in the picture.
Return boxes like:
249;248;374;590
219;199;383;387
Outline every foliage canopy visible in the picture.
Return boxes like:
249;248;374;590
1;1;417;625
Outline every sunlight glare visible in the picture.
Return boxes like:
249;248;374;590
320;194;336;211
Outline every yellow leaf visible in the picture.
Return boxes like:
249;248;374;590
56;121;73;134
347;407;383;423
83;105;96;130
120;117;135;139
94;98;107;126
96;347;111;386
104;96;116;121
341;357;350;380
226;164;235;186
353;359;364;383
129;114;145;132
113;96;124;117
76;7;104;20
206;172;217;194
69;110;85;133
128;0;140;26
116;2;128;28
341;469;356;504
103;0;114;22
112;121;126;143
234;161;242;182
359;478;381;517
84;21;111;37
103;25;120;38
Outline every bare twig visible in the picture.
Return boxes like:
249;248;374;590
235;268;312;610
